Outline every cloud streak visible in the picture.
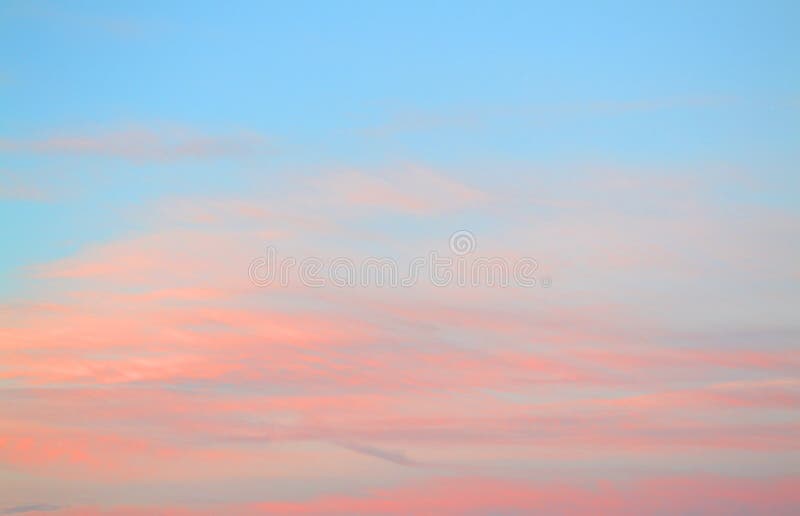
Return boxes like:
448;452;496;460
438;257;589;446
0;125;269;162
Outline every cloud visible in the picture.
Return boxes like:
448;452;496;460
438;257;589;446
0;505;61;515
0;126;269;162
43;476;800;515
2;161;798;507
334;440;419;466
310;166;489;215
0;170;46;201
364;96;735;137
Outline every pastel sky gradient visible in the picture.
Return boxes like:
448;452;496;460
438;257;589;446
1;1;799;514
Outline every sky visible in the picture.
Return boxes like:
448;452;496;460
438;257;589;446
1;1;799;514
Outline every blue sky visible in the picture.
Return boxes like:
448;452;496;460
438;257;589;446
1;1;799;295
1;1;798;297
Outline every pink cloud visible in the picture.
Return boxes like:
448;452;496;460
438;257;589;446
3;163;798;511
0;125;269;162
43;476;800;515
311;167;489;215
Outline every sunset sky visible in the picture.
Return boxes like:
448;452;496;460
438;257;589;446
1;2;799;514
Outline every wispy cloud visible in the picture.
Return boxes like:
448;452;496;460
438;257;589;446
310;166;489;215
0;125;270;162
364;96;736;137
0;504;61;515
0;170;47;201
334;440;419;467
